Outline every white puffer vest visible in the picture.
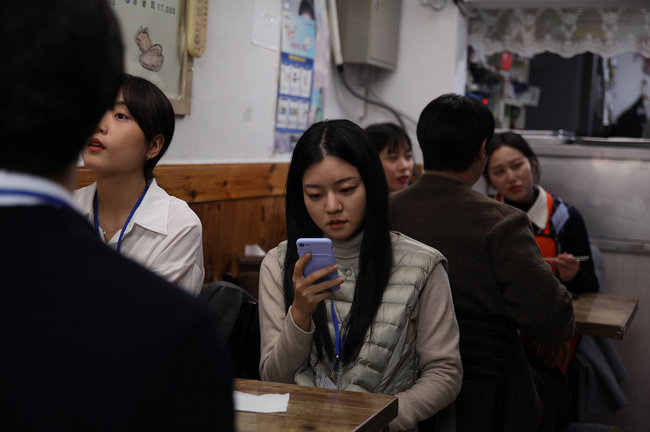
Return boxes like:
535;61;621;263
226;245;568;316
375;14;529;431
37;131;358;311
277;233;446;395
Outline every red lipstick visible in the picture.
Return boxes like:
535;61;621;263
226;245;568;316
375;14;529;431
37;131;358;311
87;137;105;152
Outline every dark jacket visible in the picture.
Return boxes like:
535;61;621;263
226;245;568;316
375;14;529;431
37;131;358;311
0;204;234;431
389;174;574;432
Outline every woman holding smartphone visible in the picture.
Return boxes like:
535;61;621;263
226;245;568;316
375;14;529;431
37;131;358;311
258;119;461;431
74;74;204;295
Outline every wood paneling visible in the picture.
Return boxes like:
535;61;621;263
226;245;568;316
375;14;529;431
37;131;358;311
77;163;288;283
192;196;286;283
77;163;289;203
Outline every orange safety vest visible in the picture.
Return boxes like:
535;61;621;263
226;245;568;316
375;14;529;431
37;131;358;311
534;192;559;276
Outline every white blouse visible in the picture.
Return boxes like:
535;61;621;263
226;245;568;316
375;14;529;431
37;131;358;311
74;179;204;295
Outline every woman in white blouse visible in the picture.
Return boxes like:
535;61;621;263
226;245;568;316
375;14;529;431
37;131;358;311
74;74;204;295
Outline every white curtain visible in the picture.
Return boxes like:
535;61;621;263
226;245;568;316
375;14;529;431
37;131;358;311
469;8;650;58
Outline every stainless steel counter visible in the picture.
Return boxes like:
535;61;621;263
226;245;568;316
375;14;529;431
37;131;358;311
520;132;650;254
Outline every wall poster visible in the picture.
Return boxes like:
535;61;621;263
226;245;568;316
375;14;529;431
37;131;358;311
274;0;330;153
108;0;194;115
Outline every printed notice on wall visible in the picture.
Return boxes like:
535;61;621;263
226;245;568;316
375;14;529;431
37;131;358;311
274;0;329;153
108;0;185;99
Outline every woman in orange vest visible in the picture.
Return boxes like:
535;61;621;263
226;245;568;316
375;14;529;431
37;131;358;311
484;132;599;295
484;131;600;431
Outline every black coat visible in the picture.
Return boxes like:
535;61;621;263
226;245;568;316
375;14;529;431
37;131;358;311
0;205;234;431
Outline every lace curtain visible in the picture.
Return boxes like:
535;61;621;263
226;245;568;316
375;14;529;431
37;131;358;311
469;8;650;58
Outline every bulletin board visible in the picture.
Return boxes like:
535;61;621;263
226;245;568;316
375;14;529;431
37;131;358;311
108;0;194;115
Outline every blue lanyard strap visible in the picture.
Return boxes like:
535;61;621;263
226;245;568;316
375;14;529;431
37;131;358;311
0;188;71;208
330;298;345;371
93;183;149;253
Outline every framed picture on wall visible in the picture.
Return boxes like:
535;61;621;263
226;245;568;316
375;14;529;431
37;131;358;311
108;0;195;115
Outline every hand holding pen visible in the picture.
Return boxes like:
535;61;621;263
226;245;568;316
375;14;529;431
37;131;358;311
543;253;587;282
543;255;589;262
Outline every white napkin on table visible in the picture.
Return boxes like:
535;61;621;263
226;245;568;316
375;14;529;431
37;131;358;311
244;244;266;257
233;390;290;413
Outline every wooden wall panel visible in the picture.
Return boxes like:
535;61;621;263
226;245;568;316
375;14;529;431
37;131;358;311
216;197;286;279
77;163;288;284
77;163;289;203
189;201;221;283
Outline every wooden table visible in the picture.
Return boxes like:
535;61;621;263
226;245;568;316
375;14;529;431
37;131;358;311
573;293;639;339
234;379;398;432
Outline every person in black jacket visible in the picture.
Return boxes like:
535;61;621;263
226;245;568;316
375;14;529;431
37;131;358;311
0;1;234;430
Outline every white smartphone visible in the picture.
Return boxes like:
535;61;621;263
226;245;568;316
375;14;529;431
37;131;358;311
296;238;340;290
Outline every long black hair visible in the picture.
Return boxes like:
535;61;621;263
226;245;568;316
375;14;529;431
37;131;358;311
283;119;392;363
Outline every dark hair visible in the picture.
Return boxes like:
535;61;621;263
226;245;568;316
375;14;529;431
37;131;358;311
298;0;315;19
0;0;123;177
484;131;541;187
284;119;392;363
121;74;175;181
365;122;412;155
417;93;495;172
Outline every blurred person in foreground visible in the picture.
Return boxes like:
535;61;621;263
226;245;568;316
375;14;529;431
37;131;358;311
0;1;233;430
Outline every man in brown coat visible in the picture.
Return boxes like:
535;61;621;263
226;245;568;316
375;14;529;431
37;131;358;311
389;93;574;432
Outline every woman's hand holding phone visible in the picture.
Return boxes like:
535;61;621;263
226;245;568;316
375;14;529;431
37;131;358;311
290;251;344;332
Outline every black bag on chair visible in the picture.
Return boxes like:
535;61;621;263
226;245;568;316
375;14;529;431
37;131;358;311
199;281;261;380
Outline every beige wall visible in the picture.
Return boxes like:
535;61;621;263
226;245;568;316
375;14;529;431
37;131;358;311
167;0;467;164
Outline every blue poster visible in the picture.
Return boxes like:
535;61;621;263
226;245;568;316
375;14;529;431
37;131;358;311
274;0;327;153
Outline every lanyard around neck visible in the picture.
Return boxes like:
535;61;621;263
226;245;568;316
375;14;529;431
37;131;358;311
93;183;149;253
330;298;345;371
0;188;71;209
